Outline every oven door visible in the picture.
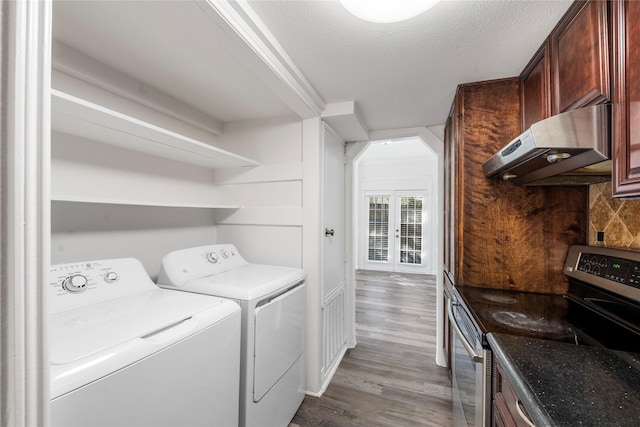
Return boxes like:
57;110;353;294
448;297;491;427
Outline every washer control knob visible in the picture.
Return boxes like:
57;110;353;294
104;271;119;283
206;252;219;264
62;274;88;293
221;250;230;259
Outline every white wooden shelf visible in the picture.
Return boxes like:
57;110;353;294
51;89;260;169
51;195;241;210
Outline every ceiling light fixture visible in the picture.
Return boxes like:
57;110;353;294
339;0;441;24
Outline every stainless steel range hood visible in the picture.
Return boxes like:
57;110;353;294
482;104;611;186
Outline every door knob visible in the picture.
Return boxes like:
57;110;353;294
325;228;335;237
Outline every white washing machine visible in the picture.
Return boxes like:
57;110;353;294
49;258;241;427
157;244;306;427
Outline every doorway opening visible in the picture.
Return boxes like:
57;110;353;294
344;129;446;367
354;137;438;275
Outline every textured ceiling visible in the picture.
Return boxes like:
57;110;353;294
248;0;573;131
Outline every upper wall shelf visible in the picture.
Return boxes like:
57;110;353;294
50;195;241;210
51;89;260;170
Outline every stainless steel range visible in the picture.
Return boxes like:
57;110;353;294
447;245;640;427
564;245;640;352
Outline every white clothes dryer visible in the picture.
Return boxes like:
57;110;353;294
158;244;306;427
49;258;241;427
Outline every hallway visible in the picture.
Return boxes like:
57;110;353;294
290;270;452;426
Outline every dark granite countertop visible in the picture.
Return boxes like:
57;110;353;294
488;332;640;427
454;286;573;344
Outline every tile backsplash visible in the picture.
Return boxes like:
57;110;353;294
589;182;640;249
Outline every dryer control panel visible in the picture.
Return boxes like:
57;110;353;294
157;244;248;288
49;258;157;314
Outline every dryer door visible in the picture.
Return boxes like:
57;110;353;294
253;282;305;402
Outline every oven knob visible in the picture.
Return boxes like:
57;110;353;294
206;252;218;264
104;271;119;283
221;250;229;259
62;274;88;293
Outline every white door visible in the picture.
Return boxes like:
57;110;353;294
395;192;427;272
322;124;345;297
364;191;428;273
321;124;347;374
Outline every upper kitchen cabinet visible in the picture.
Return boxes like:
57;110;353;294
519;0;609;131
612;0;640;197
444;79;587;293
550;0;610;115
520;41;551;131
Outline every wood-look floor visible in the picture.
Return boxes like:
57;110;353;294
290;270;452;427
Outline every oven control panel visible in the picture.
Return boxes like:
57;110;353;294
576;252;640;288
566;245;640;321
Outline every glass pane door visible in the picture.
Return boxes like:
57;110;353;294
363;191;427;272
367;196;390;262
399;196;423;265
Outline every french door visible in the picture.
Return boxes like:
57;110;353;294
364;191;427;272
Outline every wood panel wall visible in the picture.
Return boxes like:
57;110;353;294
455;78;587;294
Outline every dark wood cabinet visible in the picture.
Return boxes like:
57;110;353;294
443;110;456;372
550;0;609;115
520;41;551;131
612;0;640;197
443;79;587;293
521;1;610;127
443;101;459;283
493;360;535;427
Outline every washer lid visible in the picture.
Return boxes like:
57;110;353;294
50;289;228;364
179;264;306;301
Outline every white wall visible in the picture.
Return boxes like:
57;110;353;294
50;110;304;279
51;131;220;205
49;58;230;278
50;131;220;278
214;116;304;268
50;111;304;278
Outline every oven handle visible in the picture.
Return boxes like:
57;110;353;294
516;400;536;427
447;298;484;363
